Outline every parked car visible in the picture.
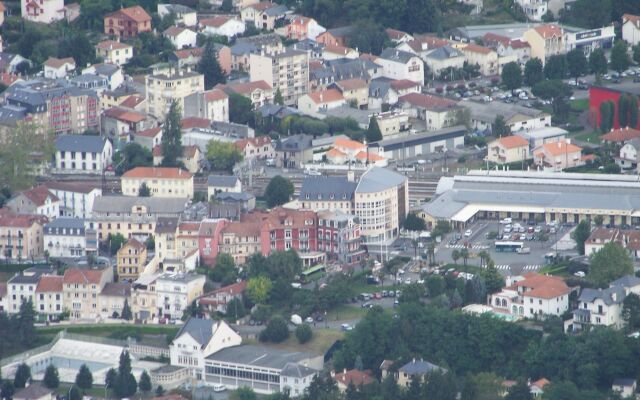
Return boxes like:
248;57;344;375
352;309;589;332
500;218;513;224
213;385;226;392
464;229;472;237
341;323;353;331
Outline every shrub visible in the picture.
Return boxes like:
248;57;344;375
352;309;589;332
295;324;313;344
259;316;289;343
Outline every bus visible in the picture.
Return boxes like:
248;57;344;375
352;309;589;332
300;264;326;283
494;241;524;253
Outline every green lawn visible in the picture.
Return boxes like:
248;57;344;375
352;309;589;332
570;99;589;112
250;329;344;355
325;304;367;321
572;130;602;144
538;264;568;276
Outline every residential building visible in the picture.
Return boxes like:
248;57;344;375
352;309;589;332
461;100;551;132
121;167;194;199
316;26;353;47
275;134;314;168
396;359;445;387
99;282;131;319
104;6;152;38
461;44;499;75
331;79;368;110
164;27;197;50
241;2;287;31
7;186;60;220
21;0;63;23
377;48;424;85
82;63;124;91
374;111;411;138
234;136;275;160
584;227;621;256
397;34;449;59
134;127;163;151
158;4;197;27
244;207;318;254
332;369;374;392
43;57;75;79
490;273;571;319
484;33;531;66
54;135;113;174
146;69;204;120
297;89;346;114
99;85;142;111
515;126;568;148
117;238;147;281
62;266;113;319
35;275;63;320
200;16;245;38
43;181;102;219
156;273;206;320
207;175;242;199
617;138;640;171
43;218;86;258
249;49;310;106
89;196;187;241
516;0;547;21
299;176;357;213
0;211;47;261
354;167;408;243
522;25;565;65
102;107;149;142
424;45;465;76
199;281;247;315
372;126;467;162
7;272;41;312
152;145;202;174
317;210;363;265
215;192;256;212
325;137;368;165
321;44;359;61
217;81;273;108
487;135;530;165
398;93;460;131
184;89;229;122
131;273;159;321
0;283;7;312
612;379;637;398
217;221;265;264
623;14;640;46
96;40;134;66
385;28;414;44
533;140;584;171
530;378;550;397
285;16;325;40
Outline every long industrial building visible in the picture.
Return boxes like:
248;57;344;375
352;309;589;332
418;170;640;228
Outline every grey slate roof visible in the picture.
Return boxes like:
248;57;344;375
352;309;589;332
45;217;85;235
257;104;299;118
356;167;407;193
155;217;179;233
578;287;626;305
300;176;357;201
92;196;187;214
206;344;318;370
263;4;288;16
215;192;254;202
325;26;353;38
175;317;214;347
426;45;463;60
8;274;41;284
56;135;108;153
613;379;637;387
379;48;416;63
101;282;131;297
281;362;318;378
161;3;195;13
231;42;258;56
275;134;313;152
399;359;445;375
0;105;27;127
207;175;239;187
611;275;640;289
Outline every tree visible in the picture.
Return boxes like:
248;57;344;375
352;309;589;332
622;293;640;330
347;20;389;55
220;0;233;12
246;276;273;305
229;93;254;125
589;48;608;78
105;368;117;389
295;324;313;344
524;58;544;87
230;387;257;400
0;123;54;191
501;62;522;91
69;385;82;400
161;101;183;168
265;175;294;207
594;215;604;226
210;253;238;285
365;116;382;143
138;371;152;393
121;299;132;320
206;141;244;172
112;142;153;175
610;40;630;73
505;380;533;400
588;242;633;287
114;351;137;398
108;233;127;255
14;363;31;389
492;115;510;137
571;220;591;255
542;381;580;400
599;100;614;132
43;364;60;389
259;315;289;343
544;54;568;80
1;381;14;400
274;88;284;105
479;265;504;294
459;248;469;266
619;94;630;128
75;364;93;391
138;183;151;197
634;44;640;64
566;48;587;83
58;31;96;71
451;249;461;265
16;298;36;348
630;95;639;129
198;40;226;90
155;385;166;396
404;213;426;231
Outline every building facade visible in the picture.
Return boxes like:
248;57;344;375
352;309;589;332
121;167;194;199
249;49;309;106
146;70;205;120
43;218;86;258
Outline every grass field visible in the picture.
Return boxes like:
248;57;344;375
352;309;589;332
572;130;602;144
245;329;344;355
570;99;589;112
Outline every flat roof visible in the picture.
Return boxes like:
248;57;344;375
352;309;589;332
206;345;317;371
374;125;467;151
515;127;568;140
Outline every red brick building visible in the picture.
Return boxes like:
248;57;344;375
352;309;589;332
104;6;152;38
589;86;640;130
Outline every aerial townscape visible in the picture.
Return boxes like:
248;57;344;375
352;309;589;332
3;0;640;400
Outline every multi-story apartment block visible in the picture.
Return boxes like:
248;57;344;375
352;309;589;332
21;0;64;23
117;238;148;280
35;275;64;321
299;176;357;213
6;186;60;220
244;208;318;254
234;136;275;160
0;210;47;261
121;167;194;199
131;273;159;321
104;6;152;39
95;40;134;66
183;89;229;122
54;135;113;174
155;273;206;320
5;79;100;134
377;48;424;85
43;181;102;219
62;266;113;320
217;221;265;265
249;49;309;106
99;282;131;319
146;69;204;120
7;273;40;312
317;210;363;265
43;217;86;258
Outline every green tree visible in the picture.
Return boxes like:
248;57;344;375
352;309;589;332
229;93;254;125
108;233;127;255
58;31;96;71
366;116;382;143
1;381;15;400
75;364;93;391
16;297;36;348
610;40;630;73
69;385;82;400
0;123;54;191
138;371;152;393
112;142;153;175
138;182;151;197
622;293;640;330
571;220;591;255
492;115;510;137
295;324;313;344
161;101;183;168
14;363;31;388
501;62;522;91
347;20;389;55
479;265;504;294
542;381;580;400
209;253;238;285
265;175;294;207
588;242;633;287
246;276;273;305
524;58;544;87
121;299;132;320
600;100;614;132
274;88;284;105
619;94;630;128
206;141;244;171
460;247;469;266
155;385;165;396
105;368;117;389
230;387;257;400
43;364;60;389
404;213;426;231
544;54;568;80
402;0;440;34
259;315;289;343
594;215;604;226
566;48;587;84
220;0;233;12
634;44;640;64
198;40;226;90
505;380;533;400
114;351;137;398
589;48;608;78
630;95;639;128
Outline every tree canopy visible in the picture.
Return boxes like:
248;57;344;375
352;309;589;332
524;58;544;87
161;101;183;168
0;123;54;191
571;220;591;255
588;242;633;288
112;142;153;176
265;175;294;207
206;141;244;172
198;40;226;90
610;40;631;73
501;62;522;91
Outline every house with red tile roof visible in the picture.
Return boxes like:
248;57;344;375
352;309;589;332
332;369;375;391
398;93;460;131
102;106;149;140
35;275;64;320
241;1;288;31
104;6;152;38
184;89;229;123
198;280;248;314
133;126;163;151
234;136;275;160
533;139;584;171
487;135;530;165
63;266;113;319
523;24;565;65
285;15;326;41
461;43;499;76
297;89;346;114
122;167;194;198
7;185;60;220
331;78;369;109
322;44;359;61
490;273;571;319
602;127;640;144
22;0;64;23
623;14;640;46
152;145;202;173
96;40;134;66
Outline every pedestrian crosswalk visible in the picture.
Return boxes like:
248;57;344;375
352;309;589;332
487;264;541;272
495;265;511;270
445;244;490;250
522;264;542;271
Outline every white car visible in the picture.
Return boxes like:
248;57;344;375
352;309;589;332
503;227;512;233
213;385;226;392
464;229;472;237
500;218;512;224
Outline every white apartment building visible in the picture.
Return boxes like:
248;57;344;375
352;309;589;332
54;135;113;174
623;14;640;46
121;167;194;199
146;69;205;120
62;267;113;320
490;273;571;319
250;49;309;106
573;276;640;331
516;0;547;21
184;89;229;122
6;186;60;221
377;48;424;85
155;273;206;320
7;273;40;313
95;40;134;66
158;4;197;27
21;0;64;23
44;182;102;219
43;218;86;258
35;275;64;321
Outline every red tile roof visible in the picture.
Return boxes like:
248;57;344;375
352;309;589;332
306;89;344;104
122;167;193;179
247;1;276;11
483;33;511;47
36;275;63;293
221;221;263;237
164;26;187;36
204;89;228;102
173;47;204;60
601;127;640;143
324;44;354;55
107;6;151;23
463;43;493;55
385;28;411;40
511;273;570;299
200;16;233;28
333;369;375;387
63;268;107;285
123;237;146;250
336;78;367;90
153;144;198;158
104;107;146;123
533;24;563;38
390;79;421;91
120;95;145;109
96;40;132;50
219;80;272;96
398;93;457;111
19;185;59;206
623;14;640;29
181;117;211;129
540;140;582;156
496;135;529;149
234;136;272;151
136;126;162;138
334;137;365;150
44;57;75;69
